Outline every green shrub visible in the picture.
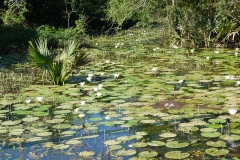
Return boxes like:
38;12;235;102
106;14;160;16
0;25;37;53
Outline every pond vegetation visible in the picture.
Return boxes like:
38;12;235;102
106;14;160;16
0;28;240;160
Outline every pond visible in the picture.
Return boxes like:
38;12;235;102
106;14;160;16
0;32;240;159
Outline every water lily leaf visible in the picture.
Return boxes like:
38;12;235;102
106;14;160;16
82;135;99;139
117;136;134;141
53;144;70;150
165;151;190;159
46;118;64;124
117;149;136;156
54;110;71;114
201;132;221;138
140;119;156;123
129;142;147;148
200;128;217;132
159;132;177;138
231;129;240;135
205;123;221;129
78;151;95;157
206;141;226;147
208;118;226;124
108;145;122;150
147;141;165;146
2;120;21;126
138;151;158;158
61;130;76;135
220;134;240;141
166;141;189;148
52;123;71;129
104;140;122;145
66;139;82;145
36;132;52;137
89;117;102;121
205;148;229;156
11;110;33;115
27;137;43;142
22;117;39;122
135;131;148;136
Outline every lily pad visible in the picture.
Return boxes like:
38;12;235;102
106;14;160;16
205;148;229;156
138;151;158;158
220;134;240;141
129;142;147;148
206;141;226;147
104;140;122;145
159;132;177;138
147;141;165;146
78;151;95;157
166;141;189;148
165;151;190;159
201;132;221;138
117;149;137;156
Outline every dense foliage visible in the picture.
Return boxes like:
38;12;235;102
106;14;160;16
0;0;240;53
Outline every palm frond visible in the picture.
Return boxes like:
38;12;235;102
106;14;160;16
28;38;53;70
60;39;79;62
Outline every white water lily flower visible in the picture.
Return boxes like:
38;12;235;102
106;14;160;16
236;81;240;86
178;80;183;84
98;84;103;89
26;100;31;104
36;97;43;102
206;56;210;61
95;43;98;45
78;113;85;118
79;82;85;87
93;87;98;91
105;116;111;120
86;76;92;82
80;101;85;105
151;67;157;72
113;73;119;79
235;52;238;57
88;73;93;77
100;72;104;76
228;108;237;115
96;92;102;97
225;75;231;80
106;60;110;63
169;103;174;107
215;51;219;54
236;48;239;50
74;108;79;112
190;49;194;53
112;62;115;65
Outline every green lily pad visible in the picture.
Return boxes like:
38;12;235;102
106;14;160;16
200;128;217;132
53;144;70;150
201;132;221;138
2;120;21;126
166;141;189;148
220;134;240;141
22;117;39;122
117;149;137;156
208;118;226;124
206;141;226;147
78;151;95;157
205;148;229;156
52;123;71;129
129;142;147;148
108;145;122;150
165;151;190;159
159;132;177;138
36;132;52;137
89;117;103;121
104;140;122;145
147;141;165;146
231;129;240;135
138;151;158;158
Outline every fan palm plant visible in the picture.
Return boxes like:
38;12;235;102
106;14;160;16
28;38;90;85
